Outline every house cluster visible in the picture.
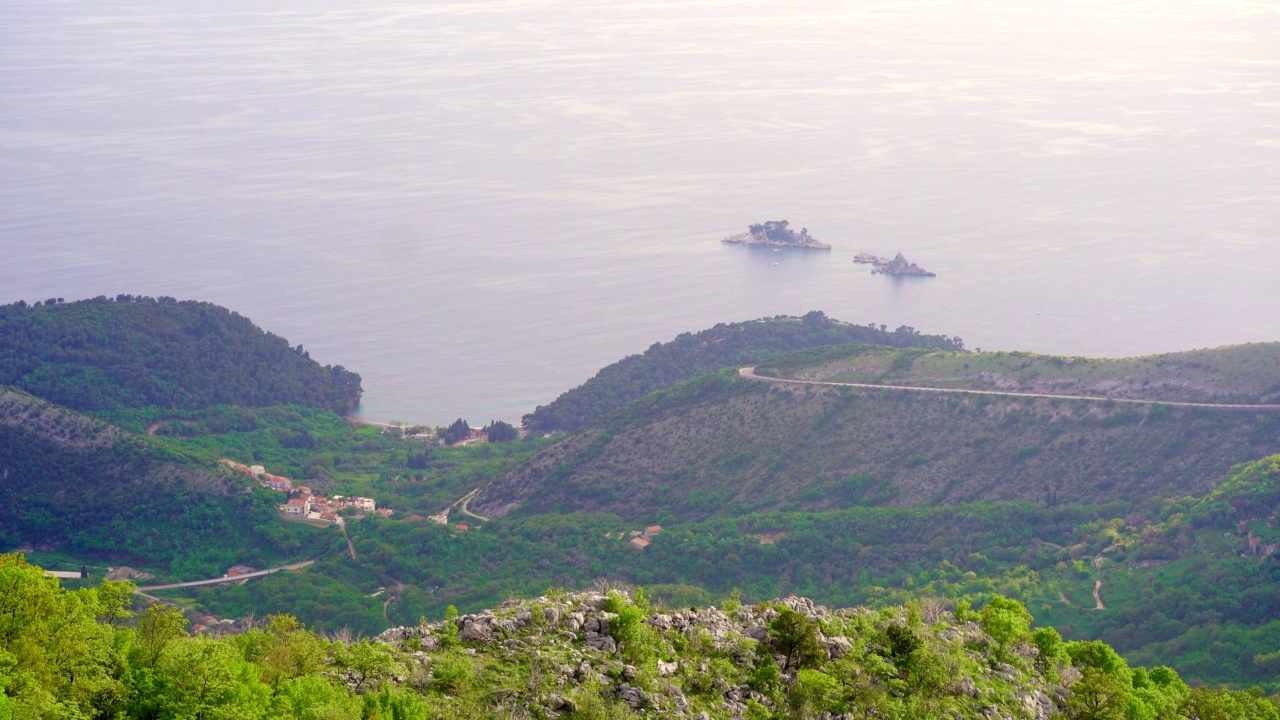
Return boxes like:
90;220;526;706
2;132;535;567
220;459;294;492
219;459;392;524
281;487;392;523
626;525;663;551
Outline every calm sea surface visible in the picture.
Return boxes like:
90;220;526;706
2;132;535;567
2;1;1278;424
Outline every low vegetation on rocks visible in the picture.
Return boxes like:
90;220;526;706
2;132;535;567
10;550;1274;719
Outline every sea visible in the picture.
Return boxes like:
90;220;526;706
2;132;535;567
2;1;1278;425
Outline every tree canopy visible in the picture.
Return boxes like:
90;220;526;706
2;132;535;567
0;296;362;413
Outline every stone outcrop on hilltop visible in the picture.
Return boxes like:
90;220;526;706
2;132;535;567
374;590;1070;719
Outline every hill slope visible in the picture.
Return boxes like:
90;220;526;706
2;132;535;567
478;349;1280;521
0;386;313;577
0;296;362;413
523;311;963;432
758;343;1280;404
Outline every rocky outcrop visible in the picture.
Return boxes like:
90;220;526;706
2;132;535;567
374;591;1073;719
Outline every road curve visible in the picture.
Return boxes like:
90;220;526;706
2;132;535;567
457;488;490;522
134;560;316;592
738;367;1280;411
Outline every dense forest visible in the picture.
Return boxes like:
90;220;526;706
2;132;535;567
0;296;362;413
522;312;963;432
6;553;1277;719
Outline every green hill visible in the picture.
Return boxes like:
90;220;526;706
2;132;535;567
0;296;362;413
477;358;1280;521
523;311;963;432
0;386;316;578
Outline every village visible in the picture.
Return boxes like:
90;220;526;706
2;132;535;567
219;459;393;524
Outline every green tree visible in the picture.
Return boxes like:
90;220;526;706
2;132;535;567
96;578;136;626
256;614;327;695
439;419;471;445
605;590;654;661
0;553;122;715
1181;687;1280;720
135;603;189;667
157;636;271;719
331;640;404;694
1065;640;1132;686
440;605;460;648
484;420;518;443
769;608;824;671
270;674;361;719
979;595;1032;656
1031;626;1071;680
1065;667;1129;720
788;668;839;719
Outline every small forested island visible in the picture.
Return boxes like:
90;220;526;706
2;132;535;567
722;219;831;250
855;251;936;277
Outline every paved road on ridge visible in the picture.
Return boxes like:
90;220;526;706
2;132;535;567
738;367;1280;411
134;560;316;592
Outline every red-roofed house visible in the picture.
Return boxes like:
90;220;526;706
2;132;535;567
644;525;663;538
262;473;293;492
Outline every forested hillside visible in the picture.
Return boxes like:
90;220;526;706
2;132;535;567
523;312;963;432
479;369;1280;521
185;454;1280;686
0;386;318;578
6;553;1277;719
0;296;362;413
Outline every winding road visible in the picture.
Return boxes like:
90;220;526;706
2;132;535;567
457;488;490;522
738;367;1280;411
133;560;316;592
